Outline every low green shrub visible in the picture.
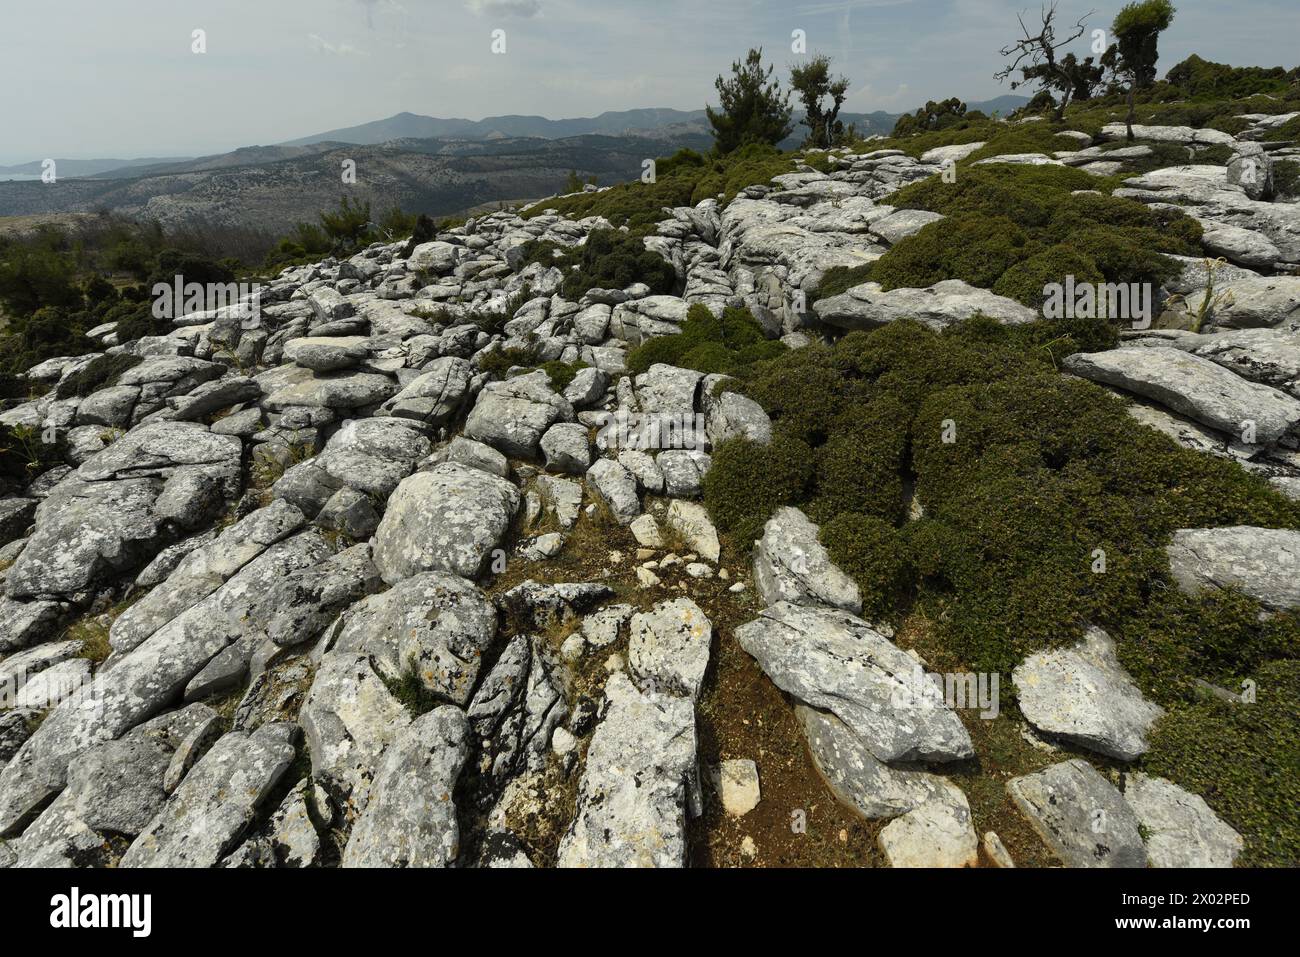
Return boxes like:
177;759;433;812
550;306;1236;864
625;303;784;377
820;512;913;620
1144;658;1300;867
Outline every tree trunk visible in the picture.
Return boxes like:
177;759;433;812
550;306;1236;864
1125;85;1136;143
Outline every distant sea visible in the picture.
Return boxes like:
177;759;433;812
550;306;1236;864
0;174;42;182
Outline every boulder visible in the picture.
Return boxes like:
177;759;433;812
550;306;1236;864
341;707;470;868
1122;772;1243;868
1064;347;1300;445
300;651;411;822
372;463;520;582
796;705;958;819
585;459;640;524
878;787;979;868
331;571;497;705
1007;759;1147;868
1166;526;1300;610
752;506;861;613
121;723;296;868
464;371;575;459
379;356;472;425
814;280;1036;331
557;672;695;868
1013;626;1163;760
735;602;973;763
282;336;370;372
628;598;712;701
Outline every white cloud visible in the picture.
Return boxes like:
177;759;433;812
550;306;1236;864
464;0;543;18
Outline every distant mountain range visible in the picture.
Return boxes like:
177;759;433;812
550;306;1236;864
0;96;1027;234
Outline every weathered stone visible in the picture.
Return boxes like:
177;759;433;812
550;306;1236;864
557;672;695;868
797;704;977;819
586;458;640;524
540;422;593;474
735;602;973;763
1122;772;1243;868
815;280;1036;331
1007;759;1147;868
283;336;369;372
753;506;861;613
878;787;979;868
1013;626;1163;760
1064;347;1300;445
331;571;497;705
342;707;470;868
665;500;720;562
628;598;712;701
372;463;520;583
710;759;760;817
379;356;472;425
121;723;296;868
300;651;411;821
464;371;575;458
1166;526;1300;610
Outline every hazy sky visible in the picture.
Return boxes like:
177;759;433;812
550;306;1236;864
2;0;1296;164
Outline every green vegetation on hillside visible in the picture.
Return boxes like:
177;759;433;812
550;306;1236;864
686;315;1300;865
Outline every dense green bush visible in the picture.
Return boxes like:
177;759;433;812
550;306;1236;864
625;303;784;376
852;164;1200;308
1164;54;1300;101
558;228;677;299
1274;160;1300;198
820;512;913;621
1145;658;1300;867
813;263;875;303
694;314;1300;862
702;432;814;548
871;215;1034;291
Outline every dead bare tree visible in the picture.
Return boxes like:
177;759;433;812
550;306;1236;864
996;4;1096;122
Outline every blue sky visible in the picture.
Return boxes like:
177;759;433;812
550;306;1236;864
1;0;1297;163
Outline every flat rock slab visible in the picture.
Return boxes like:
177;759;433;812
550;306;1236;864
878;787;979;868
463;371;574;459
735;602;973;763
341;707;470;868
300;651;412;821
1122;772;1243;868
331;571;497;706
1167;526;1300;611
1064;347;1300;445
557;672;695;868
380;356;473;426
5;477;163;600
753;506;861;613
121;723;296;868
814;279;1036;331
628;597;712;701
0;532;327;836
282;336;370;372
1007;760;1147;868
1013;626;1163;760
796;705;957;820
264;371;397;410
1161;327;1300;397
372;463;520;583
